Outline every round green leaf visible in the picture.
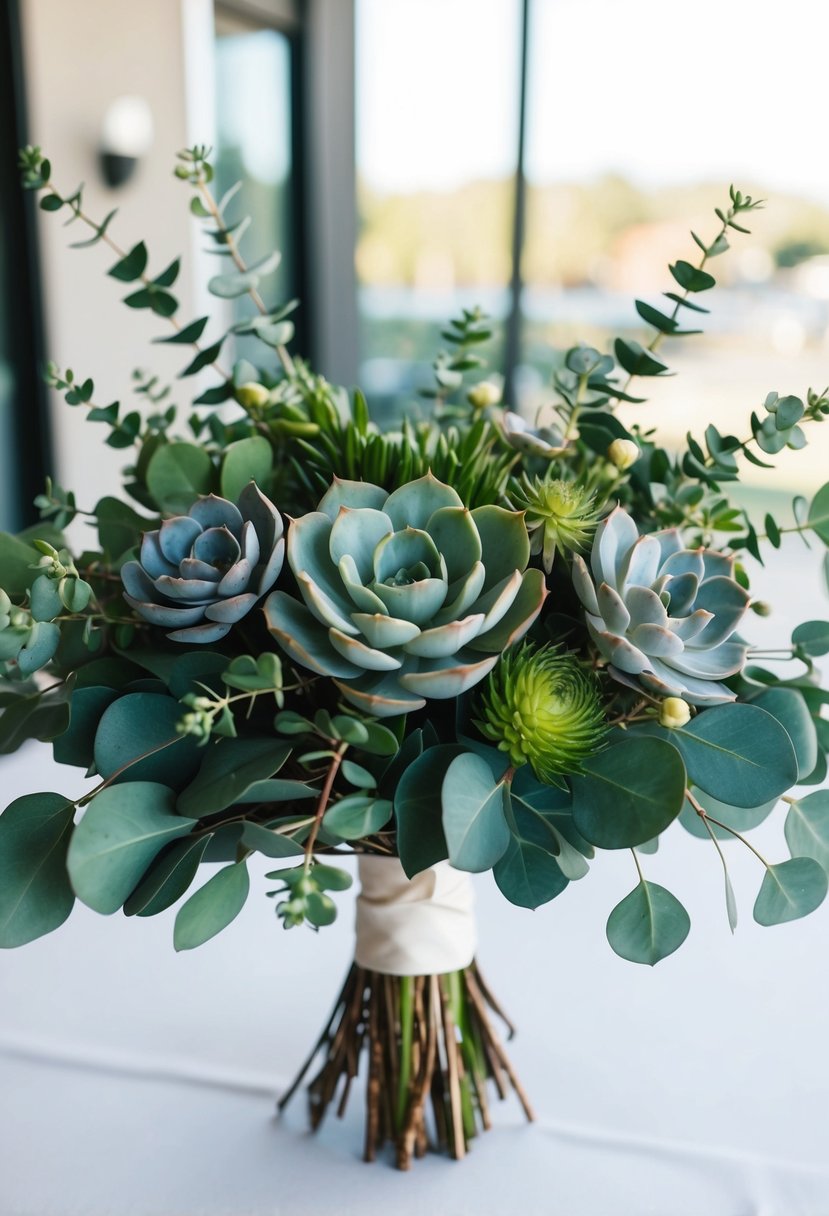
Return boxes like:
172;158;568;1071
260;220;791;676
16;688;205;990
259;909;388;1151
177;737;291;817
571;738;686;849
493;836;568;909
752;688;817;781
305;890;337;927
606;880;691;965
67;783;196;914
394;745;461;877
146;442;213;515
0;792;75;947
53;686;119;768
323;795;392;840
753;857;828;926
241;822;305;858
174;861;250;950
94;693;201;789
784;791;829;870
792;620;829;657
807;481;829;545
123;835;210;917
659;704;798;808
220;437;273;504
442;752;510;873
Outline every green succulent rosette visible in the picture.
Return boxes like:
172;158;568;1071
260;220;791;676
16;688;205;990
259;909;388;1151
475;642;606;784
264;473;548;716
572;505;750;705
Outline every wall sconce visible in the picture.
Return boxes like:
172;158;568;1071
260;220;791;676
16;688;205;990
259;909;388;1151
99;95;154;189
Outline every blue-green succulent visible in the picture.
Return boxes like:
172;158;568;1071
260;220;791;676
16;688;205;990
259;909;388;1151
572;506;749;705
121;482;284;643
264;473;547;716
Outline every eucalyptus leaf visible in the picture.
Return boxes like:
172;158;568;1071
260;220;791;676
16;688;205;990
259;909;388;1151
220;437;273;503
177;738;292;817
145;442;213;515
571;738;686;849
807;481;829;545
606;880;691;965
94;693;201;789
0;793;75;947
323;795;392;840
792;621;829;658
752;688;817;781
241;822;305;858
753;858;828;926
493;835;568;909
641;704;797;808
784;791;829;870
123;835;210;917
68;783;196;914
442;752;510;873
174;861;250;950
394;744;461;877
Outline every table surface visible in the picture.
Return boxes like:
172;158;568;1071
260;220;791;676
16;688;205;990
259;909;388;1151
2;537;829;1216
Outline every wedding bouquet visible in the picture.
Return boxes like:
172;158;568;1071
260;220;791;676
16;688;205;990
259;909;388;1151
2;145;828;1169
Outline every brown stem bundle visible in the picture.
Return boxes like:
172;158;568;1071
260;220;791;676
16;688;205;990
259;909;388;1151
278;960;534;1170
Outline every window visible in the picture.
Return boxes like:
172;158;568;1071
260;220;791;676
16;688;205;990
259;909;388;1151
214;1;304;366
355;0;523;419
353;0;829;494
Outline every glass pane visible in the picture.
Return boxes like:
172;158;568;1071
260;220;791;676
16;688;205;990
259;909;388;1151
356;0;523;421
521;0;829;490
0;240;20;530
214;24;296;371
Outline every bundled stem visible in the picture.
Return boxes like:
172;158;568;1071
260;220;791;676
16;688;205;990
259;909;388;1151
278;960;533;1170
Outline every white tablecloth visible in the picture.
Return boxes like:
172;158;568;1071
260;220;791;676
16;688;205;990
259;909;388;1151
1;537;828;1216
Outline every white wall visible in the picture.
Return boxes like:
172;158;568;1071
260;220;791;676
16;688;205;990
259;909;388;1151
20;0;214;514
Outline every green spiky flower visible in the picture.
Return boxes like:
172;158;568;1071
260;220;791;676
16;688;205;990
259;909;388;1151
510;475;600;573
475;643;606;784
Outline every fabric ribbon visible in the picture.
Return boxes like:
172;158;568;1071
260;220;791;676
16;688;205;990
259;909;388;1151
354;855;476;976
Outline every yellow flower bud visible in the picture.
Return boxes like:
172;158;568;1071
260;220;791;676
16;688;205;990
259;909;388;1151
607;438;640;470
236;382;271;409
658;696;691;729
467;381;501;409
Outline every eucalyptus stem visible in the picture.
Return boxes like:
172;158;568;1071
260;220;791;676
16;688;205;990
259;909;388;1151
304;743;348;869
194;172;296;379
686;789;772;869
40;180;230;381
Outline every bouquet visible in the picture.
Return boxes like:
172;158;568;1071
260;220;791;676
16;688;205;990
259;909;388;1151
2;145;828;1170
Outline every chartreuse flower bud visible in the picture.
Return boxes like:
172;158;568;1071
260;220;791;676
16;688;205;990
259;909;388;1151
607;438;640;470
607;437;636;469
475;643;606;784
658;697;691;729
467;380;501;409
236;382;271;409
510;475;600;573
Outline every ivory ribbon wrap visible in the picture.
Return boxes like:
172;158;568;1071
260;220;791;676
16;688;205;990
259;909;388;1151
354;855;476;976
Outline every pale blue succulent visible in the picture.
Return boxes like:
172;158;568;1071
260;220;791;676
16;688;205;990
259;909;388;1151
264;473;547;717
572;506;749;705
121;482;284;643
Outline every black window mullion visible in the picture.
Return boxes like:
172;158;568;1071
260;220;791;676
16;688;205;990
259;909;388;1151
0;0;51;532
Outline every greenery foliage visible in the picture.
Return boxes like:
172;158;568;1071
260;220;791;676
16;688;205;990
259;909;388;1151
1;146;828;966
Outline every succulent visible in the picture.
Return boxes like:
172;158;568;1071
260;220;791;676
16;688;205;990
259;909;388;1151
501;411;569;458
264;473;547;716
121;482;284;643
510;475;599;573
475;643;606;784
572;506;749;705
